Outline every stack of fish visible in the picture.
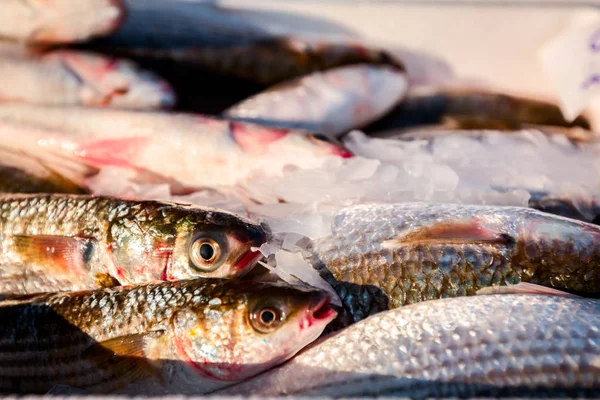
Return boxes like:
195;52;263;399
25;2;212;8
0;0;598;397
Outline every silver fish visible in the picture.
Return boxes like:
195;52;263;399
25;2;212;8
220;293;600;397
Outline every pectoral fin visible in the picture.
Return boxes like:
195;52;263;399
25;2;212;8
83;333;163;385
382;218;514;248
12;235;98;276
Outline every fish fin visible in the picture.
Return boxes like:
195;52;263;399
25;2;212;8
476;282;580;298
0;145;97;194
382;218;514;248
76;137;149;168
94;273;121;289
12;235;98;276
83;333;163;385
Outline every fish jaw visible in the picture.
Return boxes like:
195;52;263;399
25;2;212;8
168;289;336;390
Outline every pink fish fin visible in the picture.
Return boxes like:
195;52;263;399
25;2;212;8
382;218;514;248
12;234;99;277
476;282;580;298
76;136;149;168
94;273;121;288
83;332;164;385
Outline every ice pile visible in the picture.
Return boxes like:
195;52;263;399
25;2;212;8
86;129;600;294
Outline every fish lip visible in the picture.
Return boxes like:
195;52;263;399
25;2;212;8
233;250;263;276
307;293;337;324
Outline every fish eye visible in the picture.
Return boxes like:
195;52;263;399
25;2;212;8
250;306;284;333
190;237;223;272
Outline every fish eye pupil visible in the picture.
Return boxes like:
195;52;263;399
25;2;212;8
260;310;276;325
199;243;214;261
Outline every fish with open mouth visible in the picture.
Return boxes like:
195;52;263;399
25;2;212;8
303;202;600;327
0;278;336;394
0;194;267;294
220;291;600;397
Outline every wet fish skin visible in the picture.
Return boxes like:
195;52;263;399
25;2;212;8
365;87;593;140
0;194;267;294
0;106;352;190
304;203;600;327
224;64;408;137
89;36;405;86
219;293;600;397
0;278;336;394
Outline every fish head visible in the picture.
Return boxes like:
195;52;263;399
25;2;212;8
109;203;267;283
170;207;268;280
170;281;337;383
230;122;353;159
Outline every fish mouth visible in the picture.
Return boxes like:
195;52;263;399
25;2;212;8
307;293;337;324
233;250;263;276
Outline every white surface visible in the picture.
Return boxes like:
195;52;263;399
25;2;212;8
223;0;600;103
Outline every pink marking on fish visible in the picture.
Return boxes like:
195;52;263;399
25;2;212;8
174;336;240;382
230;123;288;155
75;137;148;167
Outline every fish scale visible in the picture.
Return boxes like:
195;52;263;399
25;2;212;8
0;193;267;294
306;203;600;327
219;294;600;397
0;279;335;394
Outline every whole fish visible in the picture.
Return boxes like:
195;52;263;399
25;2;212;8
303;203;600;327
88;31;404;86
0;0;124;43
220;293;600;397
0;107;352;191
0;145;96;194
0;278;336;394
365;86;594;141
0;45;175;109
0;194;267;294
224;64;408;137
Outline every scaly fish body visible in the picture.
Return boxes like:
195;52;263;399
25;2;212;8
88;35;404;86
366;87;593;141
0;106;351;191
304;203;600;326
0;278;336;394
224;64;408;137
0;194;267;294
220;293;600;397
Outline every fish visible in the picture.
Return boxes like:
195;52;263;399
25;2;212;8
0;0;124;43
86;34;404;86
219;292;600;397
364;86;595;142
0;193;267;294
0;278;336;394
302;202;600;327
0;106;352;191
0;45;175;109
0;145;96;194
224;64;408;137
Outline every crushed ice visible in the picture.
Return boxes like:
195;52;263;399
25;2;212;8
86;129;600;298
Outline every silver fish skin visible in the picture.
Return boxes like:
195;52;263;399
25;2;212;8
219;293;600;398
304;203;600;327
